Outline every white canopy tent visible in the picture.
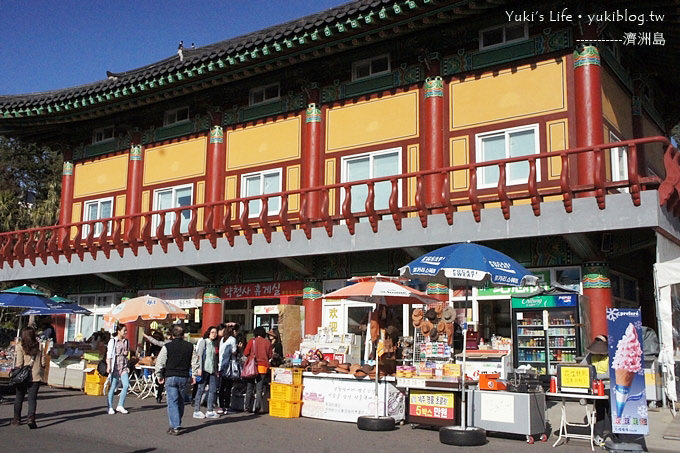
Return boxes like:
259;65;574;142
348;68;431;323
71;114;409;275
653;258;680;410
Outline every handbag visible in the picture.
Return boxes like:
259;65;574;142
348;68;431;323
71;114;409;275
241;339;258;379
9;364;32;386
226;359;241;380
97;358;109;377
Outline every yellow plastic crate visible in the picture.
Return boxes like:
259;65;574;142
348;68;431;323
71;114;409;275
85;369;107;384
271;367;303;385
270;382;302;401
268;399;301;418
85;382;104;396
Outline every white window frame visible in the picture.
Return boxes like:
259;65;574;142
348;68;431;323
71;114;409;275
240;168;282;217
163;106;190;126
64;293;121;341
152;184;194;235
92;126;114;144
609;132;629;192
352;54;391;81
82;197;113;238
479;23;528;50
249;83;280;106
475;124;540;189
340;147;402;214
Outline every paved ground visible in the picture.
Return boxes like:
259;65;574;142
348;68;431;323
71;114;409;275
0;386;678;452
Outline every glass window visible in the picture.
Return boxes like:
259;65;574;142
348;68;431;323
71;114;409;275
352;54;391;81
342;148;401;213
164;106;189;126
476;124;539;188
609;132;629;191
83;197;113;238
241;169;282;217
93;126;114;144
153;184;193;235
250;83;280;105
480;23;528;49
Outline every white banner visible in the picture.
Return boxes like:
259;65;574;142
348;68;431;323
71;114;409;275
138;287;204;309
301;373;405;422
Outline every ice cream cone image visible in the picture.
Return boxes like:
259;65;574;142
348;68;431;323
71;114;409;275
611;323;643;417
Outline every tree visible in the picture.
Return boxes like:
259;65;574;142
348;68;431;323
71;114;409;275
0;136;62;232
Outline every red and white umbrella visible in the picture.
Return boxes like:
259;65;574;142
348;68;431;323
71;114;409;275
324;274;438;305
103;295;187;324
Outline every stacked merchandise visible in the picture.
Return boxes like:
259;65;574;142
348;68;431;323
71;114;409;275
269;367;303;418
84;368;107;396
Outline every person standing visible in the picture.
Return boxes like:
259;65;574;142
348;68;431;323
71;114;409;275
243;326;273;414
143;329;170;403
12;326;47;428
192;325;219;419
268;328;283;367
106;324;130;415
218;324;238;414
155;324;197;435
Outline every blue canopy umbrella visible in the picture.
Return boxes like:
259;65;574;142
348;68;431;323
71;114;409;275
400;242;538;439
22;296;92;316
0;285;53;309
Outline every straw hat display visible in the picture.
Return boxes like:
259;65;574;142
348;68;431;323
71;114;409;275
420;319;433;335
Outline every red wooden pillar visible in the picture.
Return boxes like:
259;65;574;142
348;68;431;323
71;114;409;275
582;263;613;341
126;131;143;238
573;42;604;192
423;74;445;207
303;281;323;335
201;288;223;335
205;111;226;228
279;296;296;305
302;87;323;221
58;157;74;243
53;315;66;344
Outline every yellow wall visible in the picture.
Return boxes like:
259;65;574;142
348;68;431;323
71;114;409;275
70;202;82;239
325;159;336;216
450;58;566;129
326;91;419;152
225;176;237;220
602;71;633;138
547;119;568;180
287;165;300;212
115;195;126;216
450;137;469;190
143;137;206;186
226;116;301;170
73;155;128;198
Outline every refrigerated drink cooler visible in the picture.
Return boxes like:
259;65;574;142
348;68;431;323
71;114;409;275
511;293;582;376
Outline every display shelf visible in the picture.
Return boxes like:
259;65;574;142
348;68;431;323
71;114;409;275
518;346;545;349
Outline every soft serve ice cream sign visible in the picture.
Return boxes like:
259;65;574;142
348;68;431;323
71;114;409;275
606;308;648;435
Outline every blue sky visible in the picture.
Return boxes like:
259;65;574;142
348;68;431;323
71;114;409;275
0;0;348;95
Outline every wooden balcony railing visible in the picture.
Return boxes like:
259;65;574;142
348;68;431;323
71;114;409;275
0;136;676;269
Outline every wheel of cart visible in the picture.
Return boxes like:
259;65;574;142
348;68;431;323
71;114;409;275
526;432;549;443
439;426;487;446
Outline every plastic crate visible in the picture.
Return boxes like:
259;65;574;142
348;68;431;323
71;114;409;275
271;367;303;385
268;399;301;418
270;382;303;401
85;369;107;384
84;381;104;396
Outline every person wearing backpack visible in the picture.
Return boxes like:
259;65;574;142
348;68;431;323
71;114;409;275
106;324;130;415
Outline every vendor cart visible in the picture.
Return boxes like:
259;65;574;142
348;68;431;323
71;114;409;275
467;389;548;444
